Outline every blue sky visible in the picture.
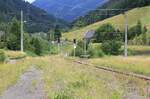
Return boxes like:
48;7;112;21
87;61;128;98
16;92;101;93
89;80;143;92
25;0;35;3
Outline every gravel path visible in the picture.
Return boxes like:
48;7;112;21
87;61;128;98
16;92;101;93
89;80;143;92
0;67;45;99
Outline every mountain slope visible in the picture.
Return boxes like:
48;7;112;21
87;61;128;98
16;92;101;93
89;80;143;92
63;6;150;40
33;0;108;21
73;0;150;27
0;0;69;33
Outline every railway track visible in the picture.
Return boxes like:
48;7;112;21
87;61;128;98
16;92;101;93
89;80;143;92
72;59;150;81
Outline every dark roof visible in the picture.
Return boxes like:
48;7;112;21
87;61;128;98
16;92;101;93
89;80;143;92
84;30;95;39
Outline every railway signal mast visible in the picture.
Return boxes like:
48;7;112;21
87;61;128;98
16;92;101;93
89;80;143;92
73;39;77;57
21;10;24;52
123;12;128;57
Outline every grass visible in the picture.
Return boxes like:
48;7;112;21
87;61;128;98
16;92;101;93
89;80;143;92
128;45;150;55
63;6;150;40
33;56;149;98
0;53;149;98
0;58;31;94
88;55;150;76
5;50;26;59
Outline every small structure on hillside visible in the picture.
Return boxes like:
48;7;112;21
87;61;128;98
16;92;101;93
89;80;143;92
83;30;95;41
81;30;95;58
0;31;5;39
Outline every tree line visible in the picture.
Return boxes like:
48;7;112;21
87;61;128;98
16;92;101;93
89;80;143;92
73;0;150;28
0;18;62;56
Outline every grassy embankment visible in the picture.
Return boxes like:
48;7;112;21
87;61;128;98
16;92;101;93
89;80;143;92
63;6;150;40
34;56;149;98
82;45;150;76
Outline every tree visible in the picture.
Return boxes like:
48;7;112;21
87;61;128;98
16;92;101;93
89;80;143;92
54;25;61;40
31;37;43;55
7;18;21;50
94;23;121;42
48;29;55;41
101;40;122;55
128;20;142;40
24;33;32;51
0;22;10;48
142;26;148;45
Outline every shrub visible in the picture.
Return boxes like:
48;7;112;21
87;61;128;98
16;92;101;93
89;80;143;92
88;46;104;58
94;23;122;43
31;37;49;56
71;46;84;57
49;44;59;55
101;40;122;55
25;51;37;57
0;50;7;63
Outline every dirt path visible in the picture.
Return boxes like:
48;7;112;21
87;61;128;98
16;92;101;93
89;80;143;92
0;67;45;99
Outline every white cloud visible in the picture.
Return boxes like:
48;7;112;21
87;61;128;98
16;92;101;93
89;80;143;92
25;0;35;3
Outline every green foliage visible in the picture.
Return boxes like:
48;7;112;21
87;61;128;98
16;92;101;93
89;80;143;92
54;91;73;99
48;29;55;41
87;45;104;58
31;38;43;55
111;92;121;99
142;27;148;45
49;44;59;55
0;49;6;63
94;24;122;43
25;51;38;57
73;0;150;28
54;25;62;40
0;0;69;33
128;21;143;40
24;33;33;51
7;18;21;50
71;46;84;57
101;40;122;55
71;40;89;57
128;22;149;45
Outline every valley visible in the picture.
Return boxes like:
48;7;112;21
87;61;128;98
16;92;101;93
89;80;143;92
0;0;150;99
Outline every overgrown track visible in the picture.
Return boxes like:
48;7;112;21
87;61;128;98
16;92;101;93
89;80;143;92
73;60;150;81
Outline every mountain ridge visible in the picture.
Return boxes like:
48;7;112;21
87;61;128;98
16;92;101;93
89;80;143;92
33;0;109;22
0;0;69;33
73;0;150;27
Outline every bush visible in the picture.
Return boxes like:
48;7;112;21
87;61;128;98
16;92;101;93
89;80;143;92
94;23;122;43
31;37;49;56
101;40;122;55
49;44;59;55
25;51;37;57
0;50;7;63
88;46;104;58
71;46;84;57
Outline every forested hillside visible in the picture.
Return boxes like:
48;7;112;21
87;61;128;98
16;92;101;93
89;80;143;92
0;0;69;33
73;0;150;27
63;6;150;42
33;0;108;21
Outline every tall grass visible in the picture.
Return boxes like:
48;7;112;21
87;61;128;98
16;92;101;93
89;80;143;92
88;56;150;76
63;6;150;40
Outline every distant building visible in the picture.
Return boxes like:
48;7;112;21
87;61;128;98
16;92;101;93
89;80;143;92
83;30;95;41
0;31;4;38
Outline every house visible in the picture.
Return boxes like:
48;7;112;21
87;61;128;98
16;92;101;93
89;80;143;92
83;30;95;41
0;31;4;39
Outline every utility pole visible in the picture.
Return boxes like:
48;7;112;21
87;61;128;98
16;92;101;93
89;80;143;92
73;39;77;57
84;39;87;56
21;10;24;52
123;12;128;57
